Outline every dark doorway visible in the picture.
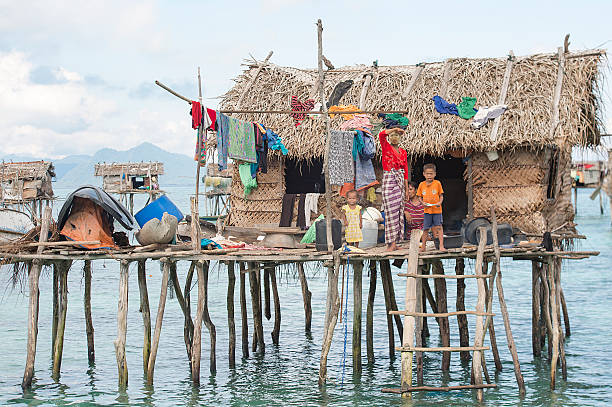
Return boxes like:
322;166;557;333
284;158;326;194
411;155;468;232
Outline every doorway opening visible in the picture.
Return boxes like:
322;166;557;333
284;158;326;194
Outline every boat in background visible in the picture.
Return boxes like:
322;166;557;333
0;208;34;243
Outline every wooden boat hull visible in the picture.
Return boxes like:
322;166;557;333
0;208;34;243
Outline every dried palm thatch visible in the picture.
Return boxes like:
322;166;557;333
94;162;164;176
220;49;605;158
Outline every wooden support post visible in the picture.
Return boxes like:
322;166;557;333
297;263;312;333
170;262;195;363
227;261;236;368
555;258;567;382
541;263;554;359
22;207;50;389
190;197;201;252
264;269;271;320
381;260;403;342
366;260;376;364
559;286;571;337
52;260;70;380
467;158;474;221
137;260;151;375
432;260;450;371
471;228;487;402
491;209;525;395
400;229;422;397
52;263;59;358
549;256;560;390
201;260;216;374
84;260;95;364
317;19;334;253
270;268;281;345
352;261;363;375
248;262;264;354
421;264;431;340
147;259;170;385
318;254;341;386
191;261;205;384
482;263;502;373
239;263;249;358
455;258;470;363
380;260;396;359
115;259;130;387
415;263;424;386
532;261;542;357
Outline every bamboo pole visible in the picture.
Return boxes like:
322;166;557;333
491;209;525;395
432;260;451;371
471;228;488;402
137;260;151;375
297;263;312;333
366;260;376;364
22;206;50;389
352;260;363;375
270;268;281;345
201;260;217;374
316;19;334;253
227;261;236;368
115;259;130;387
147;259;171;385
52;260;70;380
318;253;340;385
239;262;249;358
84;260;95;364
455;258;470;363
191;261;205;384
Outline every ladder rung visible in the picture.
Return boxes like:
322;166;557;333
396;346;489;352
397;273;492;279
382;383;497;394
390;310;494;317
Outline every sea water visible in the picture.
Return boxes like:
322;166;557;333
0;187;610;406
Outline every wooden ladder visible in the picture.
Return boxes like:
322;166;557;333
382;227;497;401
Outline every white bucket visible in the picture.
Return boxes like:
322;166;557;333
361;219;378;249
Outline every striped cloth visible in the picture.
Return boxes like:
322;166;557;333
404;199;424;237
382;169;405;244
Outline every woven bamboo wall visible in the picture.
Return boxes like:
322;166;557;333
470;148;574;233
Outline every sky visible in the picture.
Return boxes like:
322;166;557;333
0;0;610;160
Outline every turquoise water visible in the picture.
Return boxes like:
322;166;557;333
1;187;610;406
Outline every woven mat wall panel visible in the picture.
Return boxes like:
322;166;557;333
230;196;282;213
228;209;281;227
231;181;284;201
473;185;546;216
497;212;546;233
472;149;547;167
471;166;546;187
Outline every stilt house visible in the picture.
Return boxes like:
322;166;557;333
0;161;55;218
220;49;604;233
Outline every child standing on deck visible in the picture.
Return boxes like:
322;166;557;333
341;190;363;247
404;181;424;236
418;163;445;251
379;127;409;251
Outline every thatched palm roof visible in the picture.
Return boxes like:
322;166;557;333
220;49;605;158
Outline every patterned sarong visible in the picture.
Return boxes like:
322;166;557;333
228;116;257;163
382;169;405;244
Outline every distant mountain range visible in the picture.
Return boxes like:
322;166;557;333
1;142;197;187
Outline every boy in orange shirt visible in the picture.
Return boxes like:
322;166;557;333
417;163;444;251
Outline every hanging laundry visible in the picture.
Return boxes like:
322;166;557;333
340;114;373;131
228;116;257;163
360;132;376;160
378;113;409;129
206;108;217;130
339;182;355;198
194;132;206;165
366;187;377;203
279;194;297;227
457;97;478;119
308;102;323;118
432;95;459;116
291;96;315;126
297;194;307;230
329;104;360;120
471;105;508;130
329;130;355;185
191;101;203;129
238;163;257;197
355;154;377;190
327;80;354;108
352;130;365;161
254;123;268;174
304;193;319;227
216;112;230;171
301;214;324;244
265;127;289;155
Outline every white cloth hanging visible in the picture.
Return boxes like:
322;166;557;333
304;193;320;227
471;105;507;130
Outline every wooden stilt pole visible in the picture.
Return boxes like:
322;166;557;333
137;260;151;375
352;260;363;375
482;264;502;372
239;263;249;358
147;259;171;385
366;260;376;364
380;260;396;359
170;262;195;363
491;209;525;395
52;260;70;380
22;207;50;389
415;263;424;385
318;253;341;386
201;261;216;374
248;262;264;353
270;268;281;345
115;259;130;387
532;261;542;357
84;260;95;364
549;256;560;390
555;258;567;381
541;263;554;359
539;277;547;352
264;269;271;320
455;258;470;363
559;286;571;337
191;261;205;385
381;260;403;342
432;260;450;371
297;263;312;333
421;264;431;340
227;261;236;368
52;263;59;358
471;228;488;402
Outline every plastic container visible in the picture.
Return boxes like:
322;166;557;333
135;195;184;227
434;233;464;249
361;220;378;249
463;218;513;246
315;219;342;251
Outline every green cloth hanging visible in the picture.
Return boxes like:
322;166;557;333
300;215;324;244
238;163;257;197
352;131;365;161
385;113;409;126
457;97;477;119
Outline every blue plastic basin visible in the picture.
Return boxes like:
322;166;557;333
134;195;184;227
